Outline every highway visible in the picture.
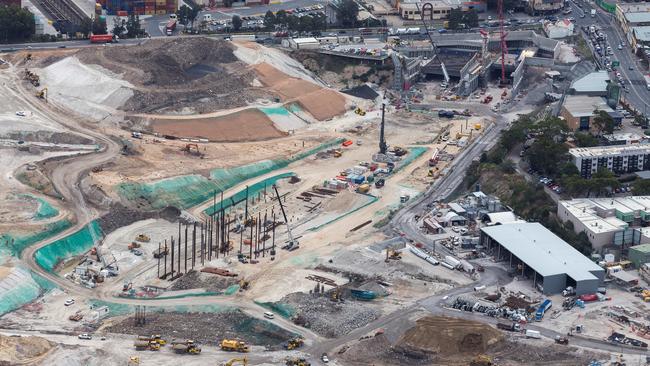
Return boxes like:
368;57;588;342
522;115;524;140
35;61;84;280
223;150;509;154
569;0;650;115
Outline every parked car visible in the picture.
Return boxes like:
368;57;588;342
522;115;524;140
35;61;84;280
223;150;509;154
64;299;75;306
78;333;92;340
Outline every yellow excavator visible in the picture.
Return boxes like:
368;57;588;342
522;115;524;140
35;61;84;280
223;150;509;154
36;87;47;102
127;356;140;365
354;107;366;116
284;337;304;350
223;357;248;366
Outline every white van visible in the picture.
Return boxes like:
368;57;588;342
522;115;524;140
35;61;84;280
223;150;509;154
263;311;274;319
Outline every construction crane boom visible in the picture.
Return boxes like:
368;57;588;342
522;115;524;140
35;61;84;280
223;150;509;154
497;0;509;83
272;185;298;250
415;3;449;83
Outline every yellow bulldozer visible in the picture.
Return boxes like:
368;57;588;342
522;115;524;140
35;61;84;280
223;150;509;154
284;337;304;350
36;88;47;102
220;339;250;353
135;234;150;242
223;357;248;366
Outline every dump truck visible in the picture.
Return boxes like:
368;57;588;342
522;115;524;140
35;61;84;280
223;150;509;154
497;322;521;332
135;234;150;242
221;339;250;352
555;335;569;345
134;340;160;351
284;337;304;350
172;342;201;354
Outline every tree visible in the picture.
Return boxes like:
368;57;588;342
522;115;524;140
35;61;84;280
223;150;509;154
336;0;359;28
188;4;201;29
287;15;299;31
92;16;107;35
232;15;242;31
126;14;142;38
177;5;191;26
78;17;92;37
463;9;479;28
0;5;35;42
592;110;616;135
447;8;464;30
264;10;276;30
299;14;314;32
573;132;599;147
633;179;650;195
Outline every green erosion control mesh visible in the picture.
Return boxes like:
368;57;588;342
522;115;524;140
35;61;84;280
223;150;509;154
0;267;50;316
254;301;296;319
34;220;103;272
0;219;73;260
15;194;59;221
393;147;428;174
116;138;344;210
87;299;234;317
204;172;296;216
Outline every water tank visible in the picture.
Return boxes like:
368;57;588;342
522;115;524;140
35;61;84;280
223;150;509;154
604;253;615;263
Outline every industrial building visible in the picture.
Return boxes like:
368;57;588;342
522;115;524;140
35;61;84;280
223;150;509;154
560;95;621;132
481;223;605;295
615;2;650;35
629;244;650;268
569;144;650;177
569;71;610;97
557;196;650;249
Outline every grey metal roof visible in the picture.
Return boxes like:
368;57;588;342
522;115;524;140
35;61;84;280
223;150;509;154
626;13;650;24
633;26;650;42
481;223;604;281
570;71;610;93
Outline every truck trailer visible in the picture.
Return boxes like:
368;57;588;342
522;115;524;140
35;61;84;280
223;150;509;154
497;322;521;332
535;299;552;321
90;34;116;43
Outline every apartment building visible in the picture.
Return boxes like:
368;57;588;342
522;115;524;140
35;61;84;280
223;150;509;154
569;144;650;177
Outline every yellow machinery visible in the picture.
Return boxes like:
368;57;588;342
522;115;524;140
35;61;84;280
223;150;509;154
239;279;250;291
641;289;650;302
24;69;40;87
333;150;342;158
331;286;342;301
127;356;140;365
36;87;47;102
221;339;250;353
357;184;370;194
470;355;493;366
385;248;402;262
133;339;160;351
135;234;150;242
284;337;304;350
171;340;201;354
224;357;248;366
354;107;366;116
285;357;311;366
474;123;482;130
150;334;166;345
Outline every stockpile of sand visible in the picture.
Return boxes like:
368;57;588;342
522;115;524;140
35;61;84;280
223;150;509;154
148;108;286;142
394;316;503;358
0;334;54;364
253;63;347;121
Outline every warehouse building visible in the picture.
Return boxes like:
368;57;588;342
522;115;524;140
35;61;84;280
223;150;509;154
569;144;650;177
629;244;650;268
481;223;605;295
560;95;621;132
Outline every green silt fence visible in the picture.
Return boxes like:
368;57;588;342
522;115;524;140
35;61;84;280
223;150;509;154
0;219;73;260
34;220;103;272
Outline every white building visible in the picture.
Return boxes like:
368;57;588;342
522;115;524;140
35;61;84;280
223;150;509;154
558;196;650;249
543;19;574;39
569;144;650;177
282;37;320;50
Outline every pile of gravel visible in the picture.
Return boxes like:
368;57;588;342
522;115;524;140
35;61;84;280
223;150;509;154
281;292;381;338
169;270;238;292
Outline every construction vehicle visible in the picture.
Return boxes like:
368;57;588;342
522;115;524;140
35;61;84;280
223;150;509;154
555;335;569;345
239;279;250;291
133;340;160;351
24;53;32;62
150;334;166;345
127;356;140;365
223;357;248;366
474;123;482;130
385;248;402;262
356;184;370;194
135;234;150;242
68;311;83;321
284;337;304;350
470;355;493;366
220;339;250;353
172;340;201;354
36;87;47;101
273;184;299;251
354;107;366;116
24;69;40;87
391;146;408;156
128;242;141;250
285;357;311;366
497;322;521;332
332;150;342;158
181;143;203;157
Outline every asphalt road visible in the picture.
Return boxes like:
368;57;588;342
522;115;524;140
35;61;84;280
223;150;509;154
569;0;650;115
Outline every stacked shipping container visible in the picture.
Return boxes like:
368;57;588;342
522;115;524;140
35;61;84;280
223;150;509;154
104;0;177;15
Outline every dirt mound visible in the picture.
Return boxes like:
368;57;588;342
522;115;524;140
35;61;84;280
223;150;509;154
75;38;271;114
253;63;347;121
394;316;503;357
148;108;286;142
0;334;54;364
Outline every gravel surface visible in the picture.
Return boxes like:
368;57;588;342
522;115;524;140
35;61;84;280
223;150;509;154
169;270;239;292
281;292;381;338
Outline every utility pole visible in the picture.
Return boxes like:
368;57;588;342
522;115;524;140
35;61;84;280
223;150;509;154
379;92;388;154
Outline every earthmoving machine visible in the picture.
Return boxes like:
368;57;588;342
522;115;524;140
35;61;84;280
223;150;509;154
285;357;311;366
220;339;250;353
470;355;493;366
181;143;204;157
284;337;304;350
135;234;150;242
354;107;366;116
36;88;47;102
137;335;166;346
273;184;299;251
24;53;32;62
133;339;160;351
390;146;408;157
171;340;201;354
555;335;569;345
128;242;141;250
24;69;40;86
223;357;248;366
385;248;402;262
127;356;140;365
239;279;250;291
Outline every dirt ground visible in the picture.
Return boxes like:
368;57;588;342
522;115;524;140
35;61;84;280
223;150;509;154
0;333;54;364
253;63;347;121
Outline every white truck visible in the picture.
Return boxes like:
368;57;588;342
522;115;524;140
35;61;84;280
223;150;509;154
525;330;541;339
590;9;596;17
644;75;650;90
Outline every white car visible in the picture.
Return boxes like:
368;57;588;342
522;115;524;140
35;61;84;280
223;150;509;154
263;311;274;319
64;299;75;306
618;44;623;50
451;227;461;233
321;354;329;363
15;111;26;117
78;333;92;340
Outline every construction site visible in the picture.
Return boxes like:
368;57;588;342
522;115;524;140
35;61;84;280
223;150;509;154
0;10;642;363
